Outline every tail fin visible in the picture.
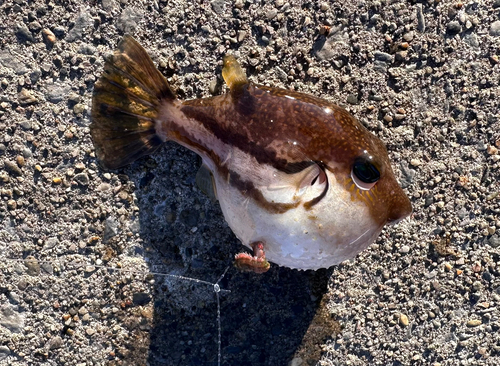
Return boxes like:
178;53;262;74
90;35;175;169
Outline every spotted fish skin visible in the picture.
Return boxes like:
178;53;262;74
91;35;412;270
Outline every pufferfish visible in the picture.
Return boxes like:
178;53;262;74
90;35;412;273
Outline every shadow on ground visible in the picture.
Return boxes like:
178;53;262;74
118;143;337;366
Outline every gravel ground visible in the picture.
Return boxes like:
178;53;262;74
1;0;500;365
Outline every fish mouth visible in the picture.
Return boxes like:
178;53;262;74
386;215;409;225
386;191;412;225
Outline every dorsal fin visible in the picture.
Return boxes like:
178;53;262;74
222;55;248;95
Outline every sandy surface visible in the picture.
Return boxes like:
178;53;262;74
1;0;500;365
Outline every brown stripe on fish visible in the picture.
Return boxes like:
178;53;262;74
179;85;357;171
170;102;317;176
180;99;294;172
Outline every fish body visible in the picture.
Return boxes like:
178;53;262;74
91;36;412;271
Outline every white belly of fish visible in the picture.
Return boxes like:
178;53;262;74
213;172;381;270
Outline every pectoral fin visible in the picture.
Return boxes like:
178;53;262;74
195;164;218;202
261;163;325;203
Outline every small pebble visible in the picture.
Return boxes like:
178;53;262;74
53;26;65;37
416;4;425;32
24;256;40;276
374;51;393;63
266;9;277;20
48;336;63;350
0;345;10;360
28;21;42;32
7;200;17;210
68;92;80;103
410;159;421;167
73;103;86;114
18;89;38;105
5;161;23;176
403;31;414;42
466;319;482;327
15;23;35;42
447;21;461;34
490;21;500;37
487;145;498;155
16;155;25;167
400;245;410;254
237;30;247;42
346;94;359;105
73;173;90;186
399;313;409;326
42;28;56;44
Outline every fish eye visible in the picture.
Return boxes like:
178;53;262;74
351;158;380;190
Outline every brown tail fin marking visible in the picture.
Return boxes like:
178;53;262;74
90;35;175;169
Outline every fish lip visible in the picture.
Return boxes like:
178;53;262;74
386;202;412;225
383;183;413;225
386;214;410;225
